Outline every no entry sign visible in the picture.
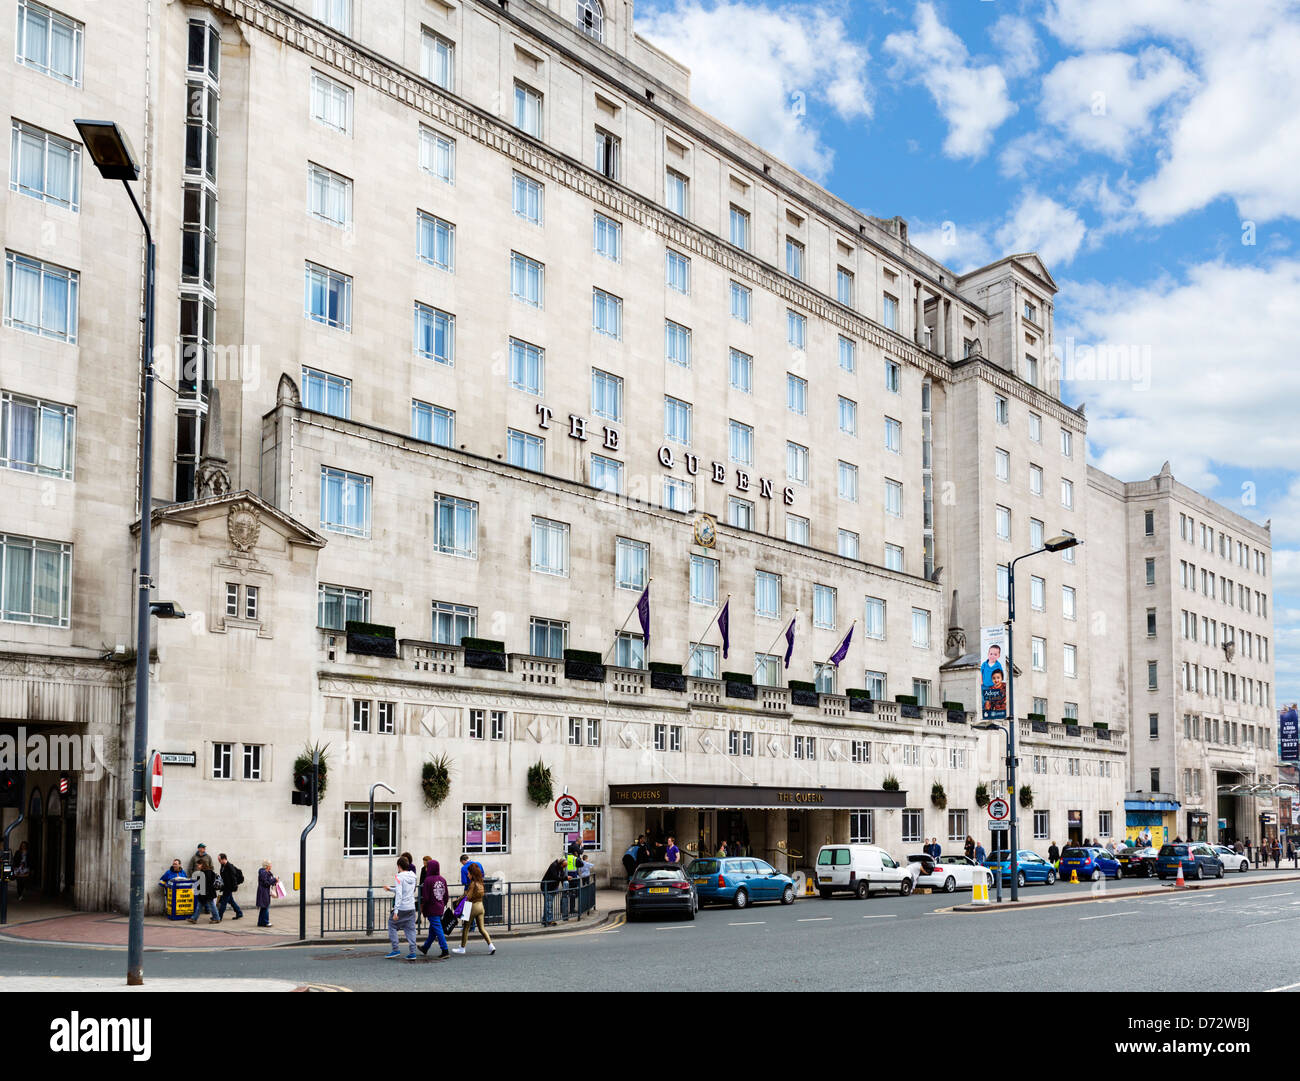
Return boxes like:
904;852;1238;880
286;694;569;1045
554;795;580;821
148;752;164;811
987;797;1010;822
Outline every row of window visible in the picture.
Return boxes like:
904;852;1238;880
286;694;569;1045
1176;560;1269;617
1178;511;1267;576
993;447;1074;508
341;802;604;858
1179;610;1270;660
1181;714;1273;749
1178;663;1272;708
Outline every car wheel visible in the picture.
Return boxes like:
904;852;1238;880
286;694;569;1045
781;884;796;905
686;906;696;921
818;888;832;900
855;880;869;900
1091;869;1101;882
899;878;913;897
1115;866;1123;880
733;888;749;909
944;876;956;894
1046;870;1057;885
1195;865;1203;880
1216;864;1224;879
1016;871;1026;888
1241;861;1249;873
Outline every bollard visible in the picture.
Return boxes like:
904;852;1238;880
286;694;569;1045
972;869;991;906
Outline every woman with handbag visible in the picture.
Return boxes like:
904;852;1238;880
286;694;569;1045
451;862;495;956
256;860;279;927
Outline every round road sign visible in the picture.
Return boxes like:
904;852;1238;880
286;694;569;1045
149;752;164;811
554;795;580;821
987;797;1010;822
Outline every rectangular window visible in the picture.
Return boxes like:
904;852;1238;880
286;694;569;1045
344;802;399;858
211;742;233;780
1;392;75;479
418;126;455;183
865;671;886;700
411;401;454;447
885;479;903;518
727;496;754;530
838;397;857;436
786;309;807;349
310;70;353;133
814;584;836;630
1032;636;1045;671
1146;557;1156;585
593;212;622;262
786;441;809;485
839;336;856;372
433;493;478;558
729;205;749;249
664;396;692;446
529;617;568;659
884;417;902;454
0;532;72;627
838;530;859;559
995;448;1010;482
1029;464;1043;497
882;294;899;331
1147;607;1157;637
376;701;396;735
1062;585;1076;620
416;211;455;272
1033;811;1049;840
1061;428;1073;458
884;544;904;572
307;162;352;227
225;582;239;618
864;597;886;640
729;420;754;466
16;1;83;85
1147;660;1158;690
995;395;1009;425
419;28;454;89
666;250;690;294
1030;575;1045;611
531;517;570;577
462;805;509;855
912;608;930;649
10;121;80;210
901;810;923;846
4;252;78;342
849;810;874;844
730;281;751;323
665;168;689;216
511;253;544;308
1063;643;1077;678
1061;478;1074;509
352;699;371;733
838;461;858;503
663;477;694;513
317;584;369;630
319;467;371;538
514;82;543;137
665;321;692;368
755;571;781;618
615;633;644;670
242;585;259;621
592;288;622;339
786;515;810;545
690;555;718;606
729;349;753;392
1029;412;1042;443
591;368;623;422
242;744;263;781
688;644;718;680
1030;518;1045;550
884;360;901;394
1144;509;1155;536
996;504;1011;539
414;303;455;366
837;267;854;305
506;429;545;472
595;128;620;180
491;711;506;741
787;374;808;415
509;338;544;395
754;654;781;687
304;262;351;331
431;600;476;646
947;810;968;842
615;538;649;591
591;454;624;495
512;172;543;224
785;237;805;280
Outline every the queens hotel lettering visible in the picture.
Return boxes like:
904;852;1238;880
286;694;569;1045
537;404;796;506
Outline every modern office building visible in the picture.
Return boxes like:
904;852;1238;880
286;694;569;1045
0;0;1272;911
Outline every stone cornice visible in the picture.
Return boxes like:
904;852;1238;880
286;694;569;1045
950;357;1087;429
204;0;960;385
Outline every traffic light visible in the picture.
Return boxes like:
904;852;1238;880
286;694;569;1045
0;771;22;809
291;767;315;806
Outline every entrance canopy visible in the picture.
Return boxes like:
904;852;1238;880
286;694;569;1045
608;782;906;810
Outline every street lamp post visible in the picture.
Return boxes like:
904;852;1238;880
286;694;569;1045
75;121;186;985
366;782;394;935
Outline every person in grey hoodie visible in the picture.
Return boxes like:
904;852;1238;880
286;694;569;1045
383;855;419;960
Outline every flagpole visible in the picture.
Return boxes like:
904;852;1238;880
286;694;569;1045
760;609;799;666
601;577;652;664
824;619;857;666
685;594;730;671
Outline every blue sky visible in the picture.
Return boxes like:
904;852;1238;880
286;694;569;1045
637;0;1300;711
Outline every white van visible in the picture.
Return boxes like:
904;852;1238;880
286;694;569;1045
814;844;912;898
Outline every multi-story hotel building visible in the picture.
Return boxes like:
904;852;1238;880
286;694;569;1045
0;0;1273;911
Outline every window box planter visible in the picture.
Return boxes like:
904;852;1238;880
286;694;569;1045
788;679;819;707
946;709;967;725
649;662;686;692
723;671;756;700
900;704;922;719
1031;719;1049;733
1096;728;1112;741
461;636;506;671
1065;724;1081;738
345;620;398;659
564;649;605;683
846;689;875;713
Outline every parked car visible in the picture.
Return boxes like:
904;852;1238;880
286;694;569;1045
625;863;697;921
1212;845;1250;873
1116;846;1160;877
1156;843;1225;880
687;857;796;908
1058;847;1123;881
815;844;912;898
908;853;988;893
984;850;1057;887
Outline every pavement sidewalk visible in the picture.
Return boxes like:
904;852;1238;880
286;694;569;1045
951;868;1300;912
0;888;628;950
0;976;323;992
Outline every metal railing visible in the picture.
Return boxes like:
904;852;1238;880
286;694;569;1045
319;879;597;937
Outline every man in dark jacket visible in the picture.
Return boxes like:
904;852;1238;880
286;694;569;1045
1048;841;1060;866
622;837;641;880
541;855;567;927
216;852;244;920
418;859;450;958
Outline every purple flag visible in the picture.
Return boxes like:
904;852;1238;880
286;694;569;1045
637;586;650;651
783;618;796;669
718;600;730;660
830;625;854;667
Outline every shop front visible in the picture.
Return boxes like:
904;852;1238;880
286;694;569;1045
1125;796;1179;847
607;783;906;881
1187;810;1210;842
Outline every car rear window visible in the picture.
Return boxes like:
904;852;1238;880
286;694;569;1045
818;848;851;866
986;851;1008;862
1061;849;1089;859
1159;845;1187;857
689;859;719;875
634;868;685;881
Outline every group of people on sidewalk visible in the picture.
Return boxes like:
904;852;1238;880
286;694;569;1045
1234;836;1294;867
384;852;497;961
542;842;595;926
158;843;279;927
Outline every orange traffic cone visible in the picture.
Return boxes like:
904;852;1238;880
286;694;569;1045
1175;861;1186;889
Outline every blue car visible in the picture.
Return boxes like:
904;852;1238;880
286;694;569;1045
1156;843;1224;881
686;857;796;909
984;849;1057;888
1058;846;1122;881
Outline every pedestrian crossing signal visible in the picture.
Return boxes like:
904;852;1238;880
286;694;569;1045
291;768;315;806
0;771;21;809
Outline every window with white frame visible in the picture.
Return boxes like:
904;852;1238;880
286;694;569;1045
433;493;477;558
665;168;689;215
947;810;968;841
787;441;809;485
1060;428;1073;458
754;654;781;687
462;805;508;854
838;396;857;435
838;530;859;559
851;741;871;764
850;810;874;843
786;237;805;280
506;429;545;472
318;584;368;630
666;250;689;294
998;565;1011;603
615;633;644;670
4;252;78;342
304;262;350;330
729;349;753;392
1064;643;1078;678
591;367;623;422
615;538;649;591
418;126;454;183
10;121;80;210
1062;585;1076;620
310;71;352;133
1033;810;1049;839
730;281;751;323
242;744;263;780
509;338;544;395
431;600;476;646
885;479;903;517
729;205;749;249
377;701;396;735
414;303;454;366
814;584;836;629
593;212;622;262
531;517;569;576
345;803;400;858
594;126;619;179
837;266;854;305
302;368;352;420
665;321;692;368
1032;636;1045;671
839;336;856;372
512;172;542;224
1061;478;1074;509
591;454;623;494
787;374;808;415
0;533;71;627
511;253;544;308
884;417;902;454
307;162;352;227
211;742;233;779
729;420;754;466
529;617;567;659
885;544;904;572
865;597;885;639
690;554;718;606
417;211;455;272
865;671;887;700
1030;518;1044;550
786;514;810;545
421;30;455;88
838;461;858;502
727;497;754;530
313;0;350;31
994;447;1010;482
320;467;370;538
514;82;542;136
815;663;835;694
996;504;1011;539
1029;412;1042;443
688;644;718;680
755;571;781;618
787;309;807;349
593;288;622;338
16;1;83;85
994;395;1009;425
884;359;901;394
412;401;454;447
901;810;923;845
663;476;693;513
1030;575;1045;610
1;392;75;479
912;608;930;649
882;294;899;331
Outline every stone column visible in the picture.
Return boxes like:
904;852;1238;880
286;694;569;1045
936;297;947;358
676;808;700;862
914;283;925;345
766;810;790;874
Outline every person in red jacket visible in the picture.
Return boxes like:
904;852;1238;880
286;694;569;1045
418;858;450;959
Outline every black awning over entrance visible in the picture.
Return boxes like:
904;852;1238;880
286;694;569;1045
608;782;906;810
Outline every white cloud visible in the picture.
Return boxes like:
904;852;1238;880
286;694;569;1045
636;1;871;180
1059;259;1300;486
883;2;1016;159
990;15;1041;79
1039;47;1195;158
995;191;1087;267
1265;479;1300;547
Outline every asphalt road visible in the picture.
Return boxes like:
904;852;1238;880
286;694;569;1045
4;874;1300;992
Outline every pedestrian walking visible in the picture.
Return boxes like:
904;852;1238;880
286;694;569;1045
187;842;209;875
216;853;244;920
418;859;450;958
1047;841;1060;867
541;854;566;927
189;857;221;923
964;835;975;861
1245;837;1253;862
1273;841;1281;869
974;841;986;865
459;854;483;888
1254;842;1263;867
255;860;278;927
383;855;419;960
563;849;580;919
452;862;495;956
1288;840;1296;868
11;841;29;900
715;840;727;857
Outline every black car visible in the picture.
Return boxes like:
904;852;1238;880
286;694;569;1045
1116;846;1160;877
626;863;697;921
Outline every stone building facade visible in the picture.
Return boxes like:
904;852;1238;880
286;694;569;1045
0;0;1272;911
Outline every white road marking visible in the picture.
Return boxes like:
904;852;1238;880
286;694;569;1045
654;925;694;930
1079;911;1139;921
797;917;833;922
728;921;765;926
862;914;897;919
1243;916;1300;929
1264;980;1300;993
1244;891;1295;900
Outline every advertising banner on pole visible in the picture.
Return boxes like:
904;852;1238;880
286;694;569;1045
980;625;1008;721
1280;706;1298;762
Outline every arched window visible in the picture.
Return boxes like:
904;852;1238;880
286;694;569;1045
576;0;603;42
